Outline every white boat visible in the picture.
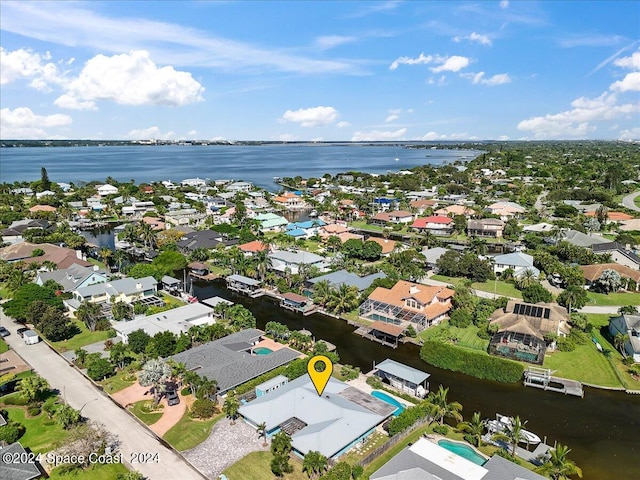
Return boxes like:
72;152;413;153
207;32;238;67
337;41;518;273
487;414;541;445
394;157;399;162
308;209;318;217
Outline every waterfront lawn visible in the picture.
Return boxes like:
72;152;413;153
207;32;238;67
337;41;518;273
418;322;489;352
543;340;620;388
87;258;106;270
4;406;69;453
48;462;130;480
586;290;640;306
128;400;163;426
163;409;223;451
159;292;187;307
222;451;308;480
51;320;111;352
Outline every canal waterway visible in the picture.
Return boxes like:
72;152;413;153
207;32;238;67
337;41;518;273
194;278;639;480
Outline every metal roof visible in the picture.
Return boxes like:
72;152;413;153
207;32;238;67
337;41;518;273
308;269;386;292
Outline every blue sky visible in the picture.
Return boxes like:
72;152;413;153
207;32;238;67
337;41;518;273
1;0;638;141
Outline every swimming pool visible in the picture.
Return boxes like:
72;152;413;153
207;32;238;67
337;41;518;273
438;439;486;466
253;347;273;355
371;390;405;416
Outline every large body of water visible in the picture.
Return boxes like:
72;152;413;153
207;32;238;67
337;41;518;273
0;144;478;190
195;279;638;480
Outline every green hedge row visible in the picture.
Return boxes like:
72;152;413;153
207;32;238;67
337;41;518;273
420;340;524;383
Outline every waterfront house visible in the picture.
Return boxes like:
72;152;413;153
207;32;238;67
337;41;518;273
188;262;210;276
114;303;215;344
370;210;413;226
71;276;158;308
176;229;238;254
35;264;107;293
468;218;505;238
488;301;570;364
226;274;263;297
225;181;253;193
161;275;182;293
373;359;430;397
608;315;640;362
96;184;118;196
268;250;329;275
180;178;207;188
493;252;539;278
254;212;288;232
579;263;640;290
238;375;395;459
359;280;454;332
1;219;49;244
170;328;300;394
411;216;454;235
280;292;315;314
272;192;305;210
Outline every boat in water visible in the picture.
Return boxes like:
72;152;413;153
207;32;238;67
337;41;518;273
485;414;541;445
308;209;318;217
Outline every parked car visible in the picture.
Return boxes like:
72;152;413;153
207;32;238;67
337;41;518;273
166;390;180;406
17;327;30;338
0;326;10;337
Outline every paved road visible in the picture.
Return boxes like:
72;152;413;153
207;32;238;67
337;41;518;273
534;190;548;212
0;309;205;480
621;190;640;212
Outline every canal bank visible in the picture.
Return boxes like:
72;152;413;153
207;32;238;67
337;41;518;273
194;278;639;480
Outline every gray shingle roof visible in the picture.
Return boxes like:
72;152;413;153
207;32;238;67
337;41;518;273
0;443;41;480
308;270;386;292
171;329;300;393
38;264;105;292
75;276;157;298
482;455;547;480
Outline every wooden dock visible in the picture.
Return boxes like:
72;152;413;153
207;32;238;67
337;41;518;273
524;367;584;398
353;327;398;348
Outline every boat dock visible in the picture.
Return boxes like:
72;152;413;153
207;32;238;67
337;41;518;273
523;367;584;398
481;434;551;465
353;326;398;348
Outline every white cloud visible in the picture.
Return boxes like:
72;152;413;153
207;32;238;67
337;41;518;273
464;71;511;85
497;135;510;141
453;32;492;46
0;107;72;139
281;106;339;127
1;2;363;75
55;50;204;110
500;1;509;8
618;127;640;140
315;35;357;50
389;53;433;70
417;131;478;141
430;56;470;73
610;72;640;92
559;34;624;48
614;50;640;70
128;126;175;140
337;121;351;128
0;47;64;90
351;128;407;141
385;114;400;122
517;92;639;139
187;130;198;136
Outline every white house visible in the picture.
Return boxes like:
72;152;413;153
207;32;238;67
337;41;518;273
493;252;540;278
72;276;158;307
36;264;107;293
96;184;119;197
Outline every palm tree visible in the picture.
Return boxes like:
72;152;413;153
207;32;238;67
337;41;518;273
41;260;58;272
536;443;583;479
326;283;359;314
197;377;219;403
457;411;485;447
7;267;27;292
311;280;332;308
492;415;526;456
75;301;104;332
139;358;172;405
138;222;157;250
254;250;272;282
223;394;240;424
517;269;537;289
99;247;113;269
302;450;328;479
112;249;127;274
427;385;463;426
18;375;49;404
257;421;268;447
614;333;629;355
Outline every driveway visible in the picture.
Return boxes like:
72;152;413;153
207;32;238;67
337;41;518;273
621;190;640;212
184;417;269;479
0;307;205;480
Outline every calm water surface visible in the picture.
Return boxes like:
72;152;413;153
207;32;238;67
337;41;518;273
0;144;479;189
195;279;639;480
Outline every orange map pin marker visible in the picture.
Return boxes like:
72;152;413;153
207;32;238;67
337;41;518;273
307;355;333;396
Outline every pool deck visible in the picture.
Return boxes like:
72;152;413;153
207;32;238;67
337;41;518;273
345;374;410;410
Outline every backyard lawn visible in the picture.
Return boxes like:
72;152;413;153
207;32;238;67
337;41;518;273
418;322;489;351
222;451;308;480
586;290;640;307
431;275;522;299
163;409;224;451
51;320;111;352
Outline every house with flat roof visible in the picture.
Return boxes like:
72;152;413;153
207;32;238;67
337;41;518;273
239;375;395;459
171;329;300;394
373;359;430;397
359;280;454;332
114;302;215;344
370;438;547;480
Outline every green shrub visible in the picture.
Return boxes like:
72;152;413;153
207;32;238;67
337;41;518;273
181;386;191;396
388;403;430;436
27;405;41;417
191;398;216;419
366;376;383;389
433;424;449;435
86;358;115;381
495;448;521;464
420;340;524;383
556;336;576;352
0;422;26;443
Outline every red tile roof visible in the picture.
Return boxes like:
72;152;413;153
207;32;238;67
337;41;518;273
412;216;453;228
239;240;268;253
